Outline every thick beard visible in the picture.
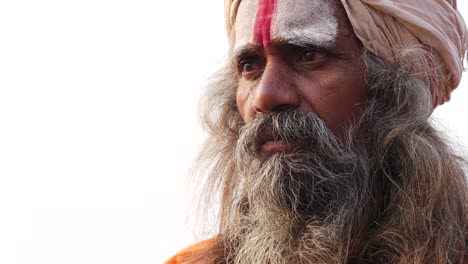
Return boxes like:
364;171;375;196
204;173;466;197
227;111;373;264
193;54;467;264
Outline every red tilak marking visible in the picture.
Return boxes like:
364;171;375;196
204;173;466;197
253;0;277;47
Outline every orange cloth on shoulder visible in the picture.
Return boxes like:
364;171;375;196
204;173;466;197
164;238;217;264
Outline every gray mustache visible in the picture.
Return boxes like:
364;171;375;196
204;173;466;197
237;111;338;155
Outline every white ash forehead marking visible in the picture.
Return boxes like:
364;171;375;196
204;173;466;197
234;0;259;50
273;0;338;47
233;0;338;52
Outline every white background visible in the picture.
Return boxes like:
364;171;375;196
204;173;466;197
0;1;467;263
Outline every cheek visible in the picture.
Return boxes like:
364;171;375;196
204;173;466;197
340;64;368;110
327;83;367;133
299;70;368;137
236;81;252;123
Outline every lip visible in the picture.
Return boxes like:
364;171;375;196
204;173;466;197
260;140;302;153
260;140;290;153
255;128;302;153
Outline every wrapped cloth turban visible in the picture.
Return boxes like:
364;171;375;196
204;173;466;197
224;0;468;106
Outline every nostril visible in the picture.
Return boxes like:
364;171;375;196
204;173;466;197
253;106;264;114
272;104;297;113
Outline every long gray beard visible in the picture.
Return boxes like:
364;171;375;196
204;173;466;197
226;111;373;264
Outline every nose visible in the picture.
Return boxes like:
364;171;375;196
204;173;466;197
251;60;300;114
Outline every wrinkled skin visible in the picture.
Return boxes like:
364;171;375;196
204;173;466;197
234;0;367;146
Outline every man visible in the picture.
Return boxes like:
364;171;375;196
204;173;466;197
166;0;468;263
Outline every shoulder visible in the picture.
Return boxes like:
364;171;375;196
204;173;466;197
164;238;218;264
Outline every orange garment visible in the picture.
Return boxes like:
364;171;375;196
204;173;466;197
164;237;468;263
164;238;217;264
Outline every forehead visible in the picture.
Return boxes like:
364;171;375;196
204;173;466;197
234;0;339;51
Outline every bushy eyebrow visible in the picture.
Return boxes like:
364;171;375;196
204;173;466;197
233;45;262;62
233;36;335;60
274;36;335;49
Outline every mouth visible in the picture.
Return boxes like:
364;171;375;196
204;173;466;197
260;139;300;153
256;129;303;154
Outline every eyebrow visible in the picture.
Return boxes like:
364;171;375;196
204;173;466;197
278;35;335;49
233;45;261;61
233;36;335;59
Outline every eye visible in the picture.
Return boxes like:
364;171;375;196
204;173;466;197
238;58;263;79
300;50;318;62
242;62;257;73
297;48;328;68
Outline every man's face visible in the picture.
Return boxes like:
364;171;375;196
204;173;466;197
234;0;368;151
